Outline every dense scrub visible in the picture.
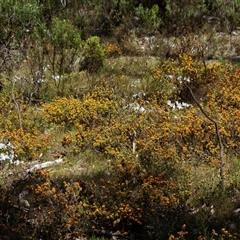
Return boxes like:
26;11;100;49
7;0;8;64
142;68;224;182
1;53;240;239
1;1;240;239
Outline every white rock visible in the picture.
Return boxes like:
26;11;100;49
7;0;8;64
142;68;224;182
0;142;15;163
234;208;240;214
167;100;191;110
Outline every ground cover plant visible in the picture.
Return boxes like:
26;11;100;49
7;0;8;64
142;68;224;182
2;1;240;239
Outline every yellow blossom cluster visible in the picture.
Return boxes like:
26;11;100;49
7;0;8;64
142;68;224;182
105;43;122;57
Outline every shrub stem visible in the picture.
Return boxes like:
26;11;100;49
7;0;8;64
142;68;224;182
184;82;224;183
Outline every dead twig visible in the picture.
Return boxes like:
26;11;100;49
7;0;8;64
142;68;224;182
183;81;224;183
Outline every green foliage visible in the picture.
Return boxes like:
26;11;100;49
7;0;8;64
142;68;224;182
0;0;42;74
165;0;207;34
32;18;82;97
135;4;161;33
50;18;81;50
0;0;42;43
206;0;240;30
80;36;105;73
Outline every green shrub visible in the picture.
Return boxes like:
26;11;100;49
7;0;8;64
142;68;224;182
80;36;105;73
135;4;161;34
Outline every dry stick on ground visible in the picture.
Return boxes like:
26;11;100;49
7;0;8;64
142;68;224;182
183;81;224;183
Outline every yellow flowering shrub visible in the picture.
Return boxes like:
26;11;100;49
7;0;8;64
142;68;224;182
3;53;240;239
0;91;49;161
105;43;122;57
0;169;88;239
42;96;83;126
0;128;49;160
42;86;117;128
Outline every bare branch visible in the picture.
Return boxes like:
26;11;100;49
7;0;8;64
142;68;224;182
183;81;224;183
